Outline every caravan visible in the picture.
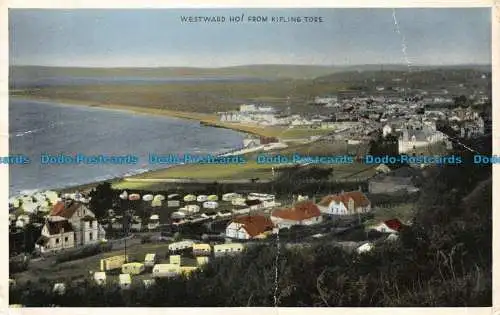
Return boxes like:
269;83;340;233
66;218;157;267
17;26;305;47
192;243;211;256
152;264;181;278
119;273;132;289
168;240;194;252
100;255;128;272
144;253;157;268
213;243;245;257
121;262;145;275
93;271;106;285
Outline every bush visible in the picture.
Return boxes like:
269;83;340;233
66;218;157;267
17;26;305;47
55;243;113;263
9;257;29;274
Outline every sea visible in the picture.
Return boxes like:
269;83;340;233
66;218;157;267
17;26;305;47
9;97;246;196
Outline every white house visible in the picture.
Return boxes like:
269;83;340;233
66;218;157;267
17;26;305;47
49;200;106;246
317;191;371;215
35;218;75;253
369;219;403;234
225;215;274;240
270;201;323;229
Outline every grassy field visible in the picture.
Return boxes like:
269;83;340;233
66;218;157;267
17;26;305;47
110;139;373;190
134;161;274;180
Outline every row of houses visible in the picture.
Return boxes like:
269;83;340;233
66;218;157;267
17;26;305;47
225;191;372;239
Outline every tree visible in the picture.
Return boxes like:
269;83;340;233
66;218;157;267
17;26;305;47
453;95;469;108
88;182;114;220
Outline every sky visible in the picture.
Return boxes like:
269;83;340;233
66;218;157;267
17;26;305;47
9;8;492;68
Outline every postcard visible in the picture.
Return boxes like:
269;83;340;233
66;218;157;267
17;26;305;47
5;5;494;309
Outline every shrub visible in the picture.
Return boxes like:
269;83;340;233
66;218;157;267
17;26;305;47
55;243;113;263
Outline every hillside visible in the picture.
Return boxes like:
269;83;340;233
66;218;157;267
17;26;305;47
9;64;492;81
312;68;492;90
10;65;341;81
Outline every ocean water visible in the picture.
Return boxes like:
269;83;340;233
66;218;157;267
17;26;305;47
9;99;245;196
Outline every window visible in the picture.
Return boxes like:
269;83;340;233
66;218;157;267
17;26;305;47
64;237;69;242
56;238;60;244
89;232;93;241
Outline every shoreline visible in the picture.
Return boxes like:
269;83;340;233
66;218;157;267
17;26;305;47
10;95;267;195
10;95;284;138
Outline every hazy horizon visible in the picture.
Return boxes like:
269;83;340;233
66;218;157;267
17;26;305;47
10;8;491;68
10;62;493;69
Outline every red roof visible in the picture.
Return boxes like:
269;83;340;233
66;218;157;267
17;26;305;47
272;201;321;221
232;215;274;237
384;219;403;232
318;191;370;208
50;200;81;219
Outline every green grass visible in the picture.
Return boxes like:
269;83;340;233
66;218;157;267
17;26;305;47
365;203;415;225
133;161;273;180
112;141;373;190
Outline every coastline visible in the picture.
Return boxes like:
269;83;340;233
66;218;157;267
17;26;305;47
9;95;285;138
9;95;266;195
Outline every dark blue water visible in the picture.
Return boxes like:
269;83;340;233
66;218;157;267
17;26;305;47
9;99;245;196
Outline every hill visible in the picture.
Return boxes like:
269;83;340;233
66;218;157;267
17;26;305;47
9;64;492;81
10;64;341;81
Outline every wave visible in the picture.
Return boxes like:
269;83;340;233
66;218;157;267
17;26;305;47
12;128;45;137
11;121;67;138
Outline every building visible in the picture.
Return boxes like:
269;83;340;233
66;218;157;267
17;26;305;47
369;219;404;234
398;125;446;154
49;200;106;246
225;215;274;239
270;201;322;229
35;219;75;253
317;191;371;215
